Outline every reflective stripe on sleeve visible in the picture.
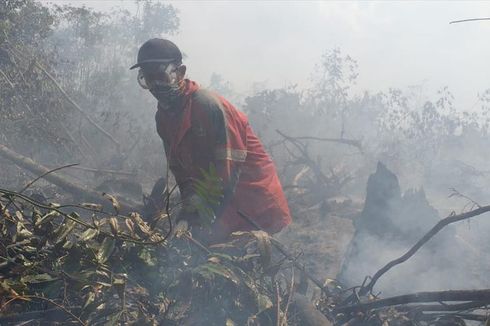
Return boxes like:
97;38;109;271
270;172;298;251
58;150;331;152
215;148;247;162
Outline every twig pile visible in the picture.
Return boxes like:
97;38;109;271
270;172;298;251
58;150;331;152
0;189;297;325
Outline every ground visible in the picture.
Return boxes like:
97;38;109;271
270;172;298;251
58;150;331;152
278;196;361;291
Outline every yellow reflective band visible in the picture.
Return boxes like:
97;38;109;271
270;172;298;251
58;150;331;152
215;148;247;162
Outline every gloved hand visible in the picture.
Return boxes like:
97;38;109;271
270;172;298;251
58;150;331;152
173;219;189;238
176;194;204;227
177;193;215;227
176;193;221;244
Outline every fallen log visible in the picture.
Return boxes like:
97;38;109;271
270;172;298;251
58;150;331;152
418;312;488;322
335;289;490;315
0;143;140;213
50;164;137;177
397;300;487;312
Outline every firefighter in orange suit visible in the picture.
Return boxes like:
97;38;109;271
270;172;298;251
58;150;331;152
131;38;291;242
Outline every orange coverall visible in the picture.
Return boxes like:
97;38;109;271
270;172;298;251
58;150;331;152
155;80;291;238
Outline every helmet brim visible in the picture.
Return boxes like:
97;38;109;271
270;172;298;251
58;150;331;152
129;58;178;70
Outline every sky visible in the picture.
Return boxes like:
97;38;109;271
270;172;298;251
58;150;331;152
43;0;490;110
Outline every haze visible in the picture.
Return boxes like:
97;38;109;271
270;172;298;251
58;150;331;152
44;0;490;110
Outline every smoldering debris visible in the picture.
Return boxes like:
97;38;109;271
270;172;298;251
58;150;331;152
338;162;486;296
0;183;338;326
0;190;283;325
2;158;490;325
2;1;490;325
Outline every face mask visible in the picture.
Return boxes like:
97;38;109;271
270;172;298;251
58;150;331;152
150;82;183;108
138;63;184;108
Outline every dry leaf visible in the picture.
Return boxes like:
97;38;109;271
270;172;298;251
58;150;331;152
109;217;119;236
102;193;120;214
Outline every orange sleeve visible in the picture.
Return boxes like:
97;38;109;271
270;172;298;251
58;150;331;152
194;94;247;209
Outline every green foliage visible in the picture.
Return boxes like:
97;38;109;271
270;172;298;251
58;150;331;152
0;191;291;325
193;164;224;227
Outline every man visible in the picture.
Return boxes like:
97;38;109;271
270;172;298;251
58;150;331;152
131;38;291;242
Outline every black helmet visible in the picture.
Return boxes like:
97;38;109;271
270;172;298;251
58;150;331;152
130;38;182;70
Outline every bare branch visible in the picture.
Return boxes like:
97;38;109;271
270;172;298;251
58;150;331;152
450;17;490;24
359;205;490;297
291;135;362;152
19;163;79;194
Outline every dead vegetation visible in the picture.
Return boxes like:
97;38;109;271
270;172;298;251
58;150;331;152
2;104;490;324
2;140;490;325
2;1;490;325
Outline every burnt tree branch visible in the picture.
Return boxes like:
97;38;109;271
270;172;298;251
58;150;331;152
358;205;490;297
290;135;362;152
335;289;490;315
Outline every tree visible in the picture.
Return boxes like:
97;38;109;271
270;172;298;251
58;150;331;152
0;0;180;186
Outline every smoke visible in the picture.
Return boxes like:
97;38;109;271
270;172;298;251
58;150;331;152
338;162;490;296
2;0;490;300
